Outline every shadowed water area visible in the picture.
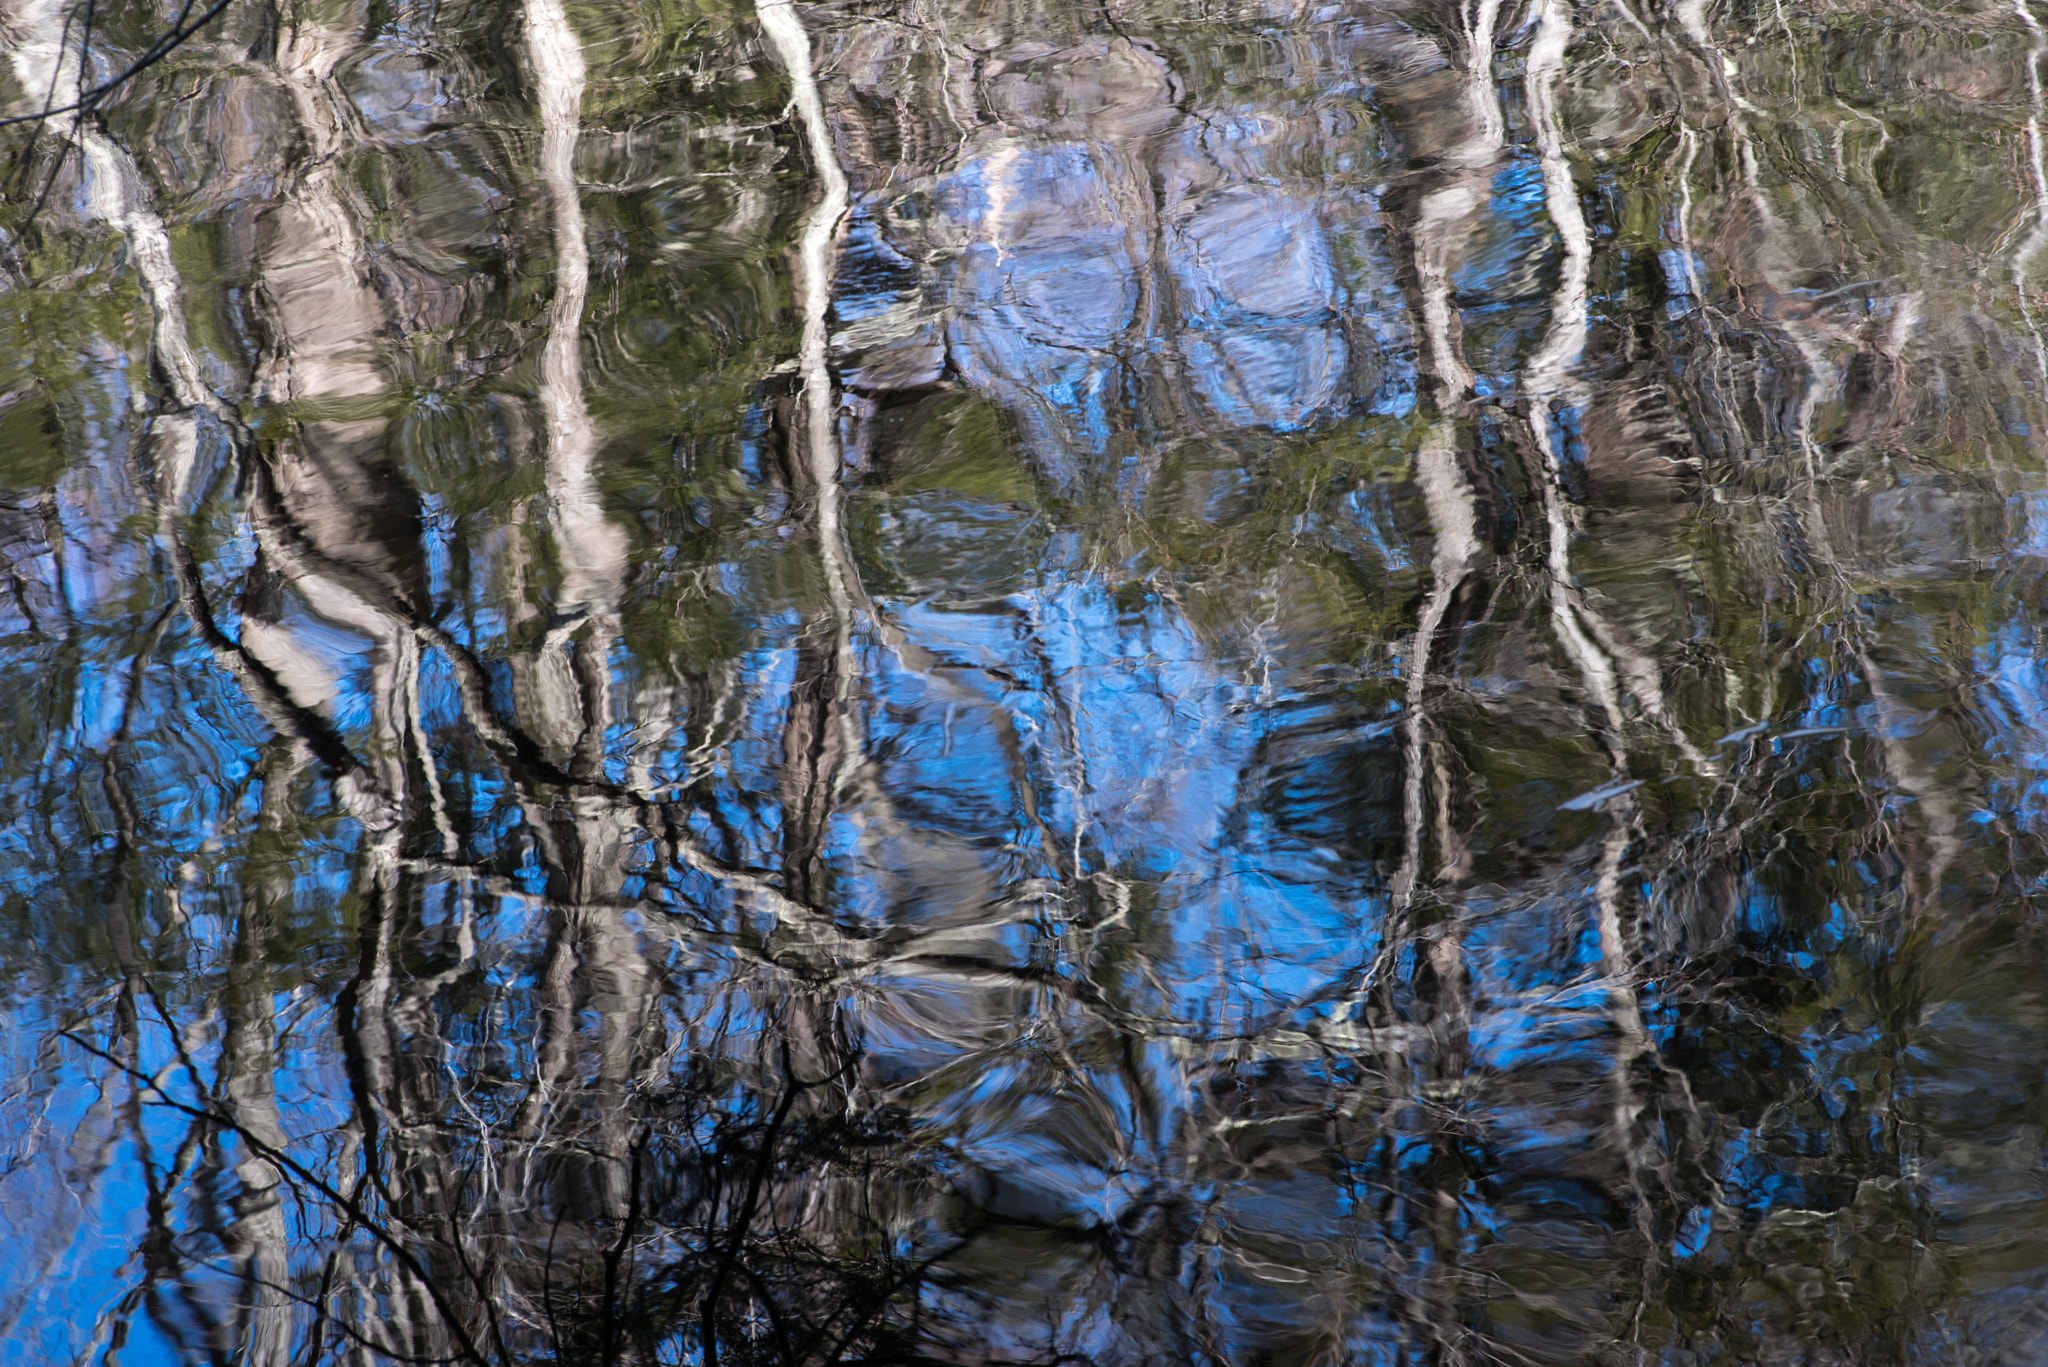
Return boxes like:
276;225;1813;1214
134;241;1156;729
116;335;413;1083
6;0;2048;1361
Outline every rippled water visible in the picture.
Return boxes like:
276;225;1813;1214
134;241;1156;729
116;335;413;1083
6;0;2048;1361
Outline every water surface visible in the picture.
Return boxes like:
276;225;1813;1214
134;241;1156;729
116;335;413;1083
5;0;2048;1362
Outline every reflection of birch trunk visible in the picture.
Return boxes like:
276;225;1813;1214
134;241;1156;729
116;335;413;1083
1381;0;1508;925
332;845;409;1354
3;0;211;408
4;0;400;836
509;0;655;1229
1380;0;1503;960
1522;0;1711;772
1389;429;1480;925
1405;0;1501;409
1373;0;1511;1046
757;0;862;1114
522;0;627;783
528;0;627;633
1374;7;1508;1356
759;0;858;809
758;1;849;524
1517;0;1669;1285
514;0;627;782
2015;0;2048;384
189;4;458;961
1521;0;1620;736
218;766;302;1367
224;22;467;1331
241;0;430;823
759;0;899;946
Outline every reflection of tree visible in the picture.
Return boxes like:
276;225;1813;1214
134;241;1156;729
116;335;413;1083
6;0;2048;1362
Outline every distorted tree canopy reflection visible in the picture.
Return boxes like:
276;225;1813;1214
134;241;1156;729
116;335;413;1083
5;0;2048;1361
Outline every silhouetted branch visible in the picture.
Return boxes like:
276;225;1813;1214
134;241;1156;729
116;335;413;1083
0;0;233;129
56;1031;495;1367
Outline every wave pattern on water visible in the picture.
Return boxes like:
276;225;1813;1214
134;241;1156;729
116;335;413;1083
4;0;2048;1363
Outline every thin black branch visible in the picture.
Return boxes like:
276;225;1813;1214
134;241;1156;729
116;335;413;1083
57;1030;495;1367
0;0;231;130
